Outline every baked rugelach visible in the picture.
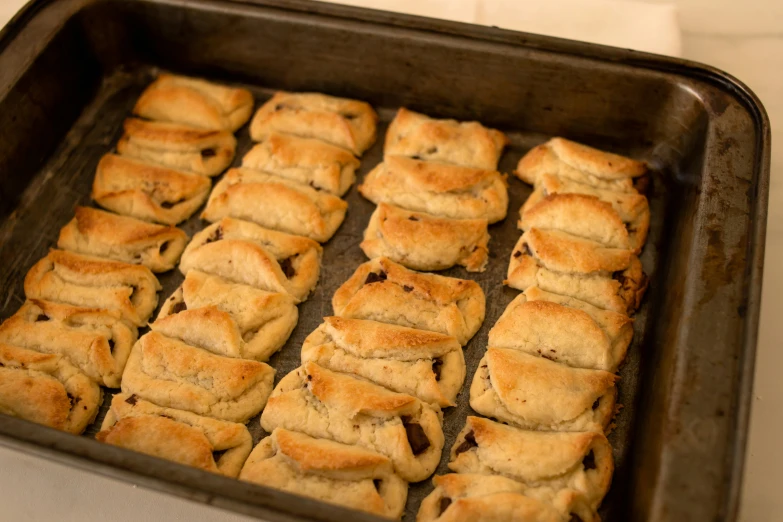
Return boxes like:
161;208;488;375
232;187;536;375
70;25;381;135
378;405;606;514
179;218;322;302
249;91;378;155
488;287;633;371
157;270;298;362
121;331;275;423
201;168;348;242
506;228;647;315
0;342;101;434
358;155;508;223
300;317;465;407
242;132;360;196
97;393;252;477
515;137;648;192
92;154;211;225
469;348;617;433
150;306;248;359
0;300;137;388
450;416;613;509
240;428;408;519
57;207;188;272
24;250;161;327
332;257;485;345
384;108;508;170
117;118;236;177
260;362;444;482
361;203;490;273
133;73;254;132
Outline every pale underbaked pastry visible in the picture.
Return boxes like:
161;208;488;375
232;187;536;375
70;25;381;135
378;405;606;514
24;250;161;327
260;362;444;482
469;348;617;433
98;393;252;477
157;270;298;362
0;342;101;434
201;168;348;242
515;137;647;192
506;228;647;315
57;207;188;272
0;300;138;388
361;203;490;273
384;108;508;170
117;118;237;177
121;331;275;422
300;316;465;407
179;218;322;302
92;153;211;225
488;287;633;371
133;73;254;132
249;91;378;155
242;132;360;196
240;428;408;519
449;416;613;509
358;155;508;223
417;474;597;522
332;257;485;345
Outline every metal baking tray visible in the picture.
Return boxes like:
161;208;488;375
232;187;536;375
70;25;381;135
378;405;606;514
0;0;770;521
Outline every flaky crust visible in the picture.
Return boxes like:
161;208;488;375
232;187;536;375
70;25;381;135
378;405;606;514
332;257;485;345
361;204;490;272
242;132;360;196
249;91;378;155
133;73;254;132
358;156;508;223
260;362;444;482
98;393;252;477
57;207;188;272
201;168;348;242
92;154;211;225
384;108;508;170
240;429;407;519
23;250;161;327
150;306;245;358
121;331;275;422
301;317;465;407
469;348;617;432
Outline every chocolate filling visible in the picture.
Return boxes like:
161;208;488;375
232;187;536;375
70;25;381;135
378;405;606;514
125;394;138;405
341;113;358;121
402;417;430;455
364;271;387;285
160;199;184;209
373;479;382;492
592;398;601;410
432;358;443;380
582;450;596;470
205;227;223;244
403;285;414;293
170;301;187;314
612;270;627;285
200;148;217;159
66;393;76;408
108;338;115;355
159;241;170;254
411;155;422;160
212;449;228;463
523;244;532;256
408;216;419;221
426;146;438;154
274;104;286;111
35;314;50;322
438;497;452;516
279;255;297;279
454;430;477;455
513;250;522;258
308;181;323;191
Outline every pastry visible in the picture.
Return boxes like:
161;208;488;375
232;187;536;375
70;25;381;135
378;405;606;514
300;316;465;407
449;416;613;509
469;348;617;433
150;306;246;359
201;168;348;242
384;108;508;170
156;270;298;362
24;250;161;327
361;203;490;272
249;91;377;155
117;118;236;177
358;155;508;223
332;257;485;345
506;228;647;314
242;132;360;196
121;331;275;422
488;288;633;371
97;393;252;477
133;73;254;132
92;153;211;225
57;207;188;272
180;218;322;301
0;299;138;388
260;362;444;482
0;342;101;434
240;428;407;519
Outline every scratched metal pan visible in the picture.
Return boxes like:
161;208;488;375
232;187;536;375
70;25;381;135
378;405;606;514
0;0;770;520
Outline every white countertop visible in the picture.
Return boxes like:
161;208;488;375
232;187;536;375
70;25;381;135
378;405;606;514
0;0;780;520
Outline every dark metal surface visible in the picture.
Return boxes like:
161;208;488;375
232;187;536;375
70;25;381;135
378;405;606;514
0;1;770;521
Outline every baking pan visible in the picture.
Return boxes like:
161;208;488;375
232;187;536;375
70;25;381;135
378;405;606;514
0;0;770;521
